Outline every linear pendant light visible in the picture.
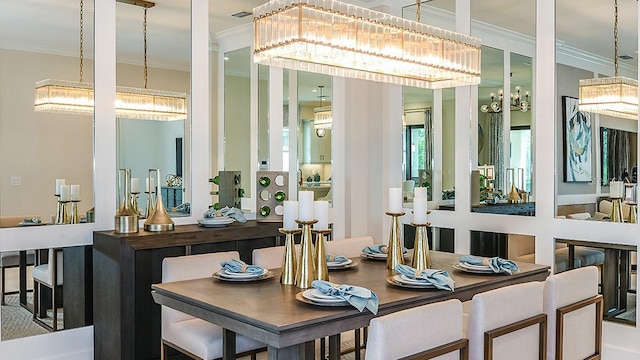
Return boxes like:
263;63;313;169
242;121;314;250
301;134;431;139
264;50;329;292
34;0;187;121
578;0;638;120
253;0;482;89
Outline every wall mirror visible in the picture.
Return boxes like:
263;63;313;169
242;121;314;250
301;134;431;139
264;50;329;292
402;86;434;203
224;47;252;208
258;64;270;171
297;71;332;202
116;0;191;218
0;0;95;227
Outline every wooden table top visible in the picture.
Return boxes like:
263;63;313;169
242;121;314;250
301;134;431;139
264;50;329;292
152;251;549;349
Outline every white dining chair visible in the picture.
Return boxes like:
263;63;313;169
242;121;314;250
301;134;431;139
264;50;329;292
365;299;468;360
161;251;265;360
466;281;546;360
543;266;602;360
325;235;374;257
252;245;300;270
1;250;35;305
32;248;63;331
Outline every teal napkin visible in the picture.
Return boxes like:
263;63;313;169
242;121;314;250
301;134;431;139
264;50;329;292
312;280;379;314
395;264;455;291
326;254;349;263
220;259;265;274
204;206;246;223
362;244;408;255
459;254;519;275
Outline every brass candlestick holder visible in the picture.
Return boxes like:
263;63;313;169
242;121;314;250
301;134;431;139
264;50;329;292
628;202;638;224
295;219;317;289
115;168;139;234
385;212;405;270
411;222;432;270
59;200;70;224
278;228;301;285
611;197;625;223
55;195;64;224
312;229;332;282
144;190;155;219
131;192;140;217
70;200;81;224
144;168;175;232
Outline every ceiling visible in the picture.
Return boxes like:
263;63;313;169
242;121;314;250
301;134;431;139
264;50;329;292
1;0;637;105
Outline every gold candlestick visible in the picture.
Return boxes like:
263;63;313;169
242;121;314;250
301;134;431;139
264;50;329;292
55;195;64;224
144;168;175;232
313;229;332;282
70;200;81;224
144;190;155;219
411;222;432;270
60;200;70;224
295;219;317;289
131;192;140;217
628;202;638;224
278;228;301;285
385;212;405;270
611;197;625;223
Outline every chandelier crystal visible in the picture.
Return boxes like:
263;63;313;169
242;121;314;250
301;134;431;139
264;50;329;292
253;0;482;89
578;0;638;120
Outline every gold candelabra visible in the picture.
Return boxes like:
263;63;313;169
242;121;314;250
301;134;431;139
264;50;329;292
278;228;300;285
313;229;332;282
411;222;432;270
611;197;625;223
131;191;140;217
295;219;317;289
70;200;81;224
385;212;405;270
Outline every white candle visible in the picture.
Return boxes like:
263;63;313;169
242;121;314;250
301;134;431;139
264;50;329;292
313;201;329;230
60;185;70;202
70;184;80;201
414;187;427;199
131;178;140;193
283;201;298;230
298;191;314;221
388;187;403;213
610;181;623;199
413;197;427;224
55;179;65;196
146;177;155;193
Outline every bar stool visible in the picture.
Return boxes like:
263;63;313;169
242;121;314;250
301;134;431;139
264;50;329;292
32;248;63;331
1;250;35;305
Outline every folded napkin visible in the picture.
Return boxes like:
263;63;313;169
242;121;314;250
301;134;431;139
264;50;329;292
204;206;247;223
220;259;265;274
362;244;408;255
175;202;190;213
395;264;455;291
312;280;379;314
325;254;349;264
459;254;519;275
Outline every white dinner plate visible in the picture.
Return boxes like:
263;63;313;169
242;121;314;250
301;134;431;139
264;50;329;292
327;258;353;267
360;252;410;260
459;262;492;271
452;263;496;274
217;268;267;279
302;289;348;304
198;217;234;224
394;275;435;287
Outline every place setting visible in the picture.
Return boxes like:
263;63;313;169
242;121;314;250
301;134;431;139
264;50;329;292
386;264;455;291
296;280;379;314
325;254;358;271
453;254;519;275
360;244;410;261
213;259;274;282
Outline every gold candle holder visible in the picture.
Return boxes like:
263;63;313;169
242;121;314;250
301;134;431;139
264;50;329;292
115;168;139;234
144;168;175;232
131;192;140;217
70;200;81;224
144;190;155;219
312;229;332;282
628;202;638;224
60;200;70;224
55;195;64;224
611;197;625;223
385;212;405;270
278;228;301;285
295;219;317;289
411;222;432;270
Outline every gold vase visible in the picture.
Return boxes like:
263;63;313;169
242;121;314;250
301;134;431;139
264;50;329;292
508;183;521;203
385;212;405;270
279;228;300;285
313;229;331;281
295;220;317;288
144;169;175;231
611;198;625;223
411;223;432;270
115;168;139;233
629;203;638;224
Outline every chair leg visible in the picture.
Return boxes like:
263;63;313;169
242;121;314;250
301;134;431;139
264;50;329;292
33;280;38;320
1;267;6;305
354;328;361;360
51;284;57;331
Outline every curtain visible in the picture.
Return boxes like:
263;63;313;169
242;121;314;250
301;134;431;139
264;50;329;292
488;112;505;192
608;129;631;182
424;109;433;176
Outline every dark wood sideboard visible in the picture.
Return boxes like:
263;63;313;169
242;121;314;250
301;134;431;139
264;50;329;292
93;221;282;360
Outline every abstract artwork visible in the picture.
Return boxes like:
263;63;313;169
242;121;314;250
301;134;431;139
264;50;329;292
562;96;592;182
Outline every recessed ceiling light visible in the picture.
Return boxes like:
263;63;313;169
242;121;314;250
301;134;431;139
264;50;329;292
224;56;230;61
231;11;252;18
312;89;318;92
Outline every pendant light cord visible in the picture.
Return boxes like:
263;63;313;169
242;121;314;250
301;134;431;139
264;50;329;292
79;0;84;83
144;7;148;89
614;0;619;77
416;0;421;23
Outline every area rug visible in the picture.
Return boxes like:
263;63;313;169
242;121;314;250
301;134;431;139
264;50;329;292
1;294;63;341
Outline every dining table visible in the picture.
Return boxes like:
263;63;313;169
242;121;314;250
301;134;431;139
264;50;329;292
151;250;550;360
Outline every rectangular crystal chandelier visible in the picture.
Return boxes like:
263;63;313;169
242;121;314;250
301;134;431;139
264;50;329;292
578;77;638;120
34;79;188;121
253;0;481;89
314;106;332;129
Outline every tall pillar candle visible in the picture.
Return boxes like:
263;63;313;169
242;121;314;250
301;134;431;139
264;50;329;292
283;201;299;230
298;191;314;221
60;185;71;202
413;197;427;224
388;187;403;213
70;184;80;201
414;187;427;199
55;179;66;195
313;201;329;230
131;178;140;193
610;181;623;198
